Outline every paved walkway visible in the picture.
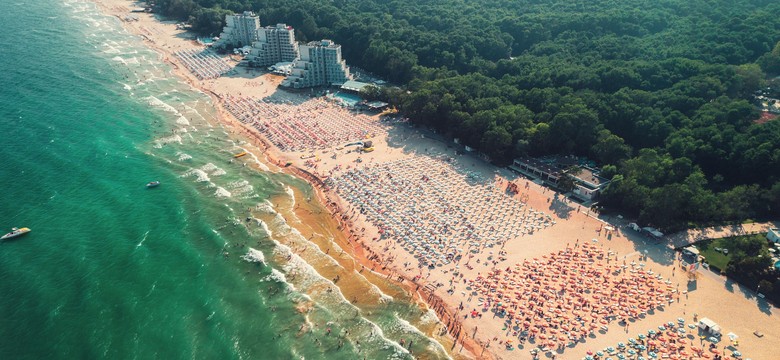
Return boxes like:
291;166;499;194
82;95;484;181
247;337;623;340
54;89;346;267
665;221;779;248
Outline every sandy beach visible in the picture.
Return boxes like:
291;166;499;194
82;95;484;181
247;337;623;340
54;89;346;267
95;2;780;359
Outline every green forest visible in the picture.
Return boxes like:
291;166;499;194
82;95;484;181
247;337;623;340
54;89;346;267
154;0;780;231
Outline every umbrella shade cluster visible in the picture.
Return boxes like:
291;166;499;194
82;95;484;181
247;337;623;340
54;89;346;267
223;95;384;152
332;156;553;265
586;320;748;360
468;243;675;352
175;48;232;80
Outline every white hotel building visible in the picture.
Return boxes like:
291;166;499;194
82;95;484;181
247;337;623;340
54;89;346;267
283;40;351;88
215;11;261;49
247;24;300;67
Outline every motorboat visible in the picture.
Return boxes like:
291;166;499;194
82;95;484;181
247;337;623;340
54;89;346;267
146;181;161;188
1;227;30;240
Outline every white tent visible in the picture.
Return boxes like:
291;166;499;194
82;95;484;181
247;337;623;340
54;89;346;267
698;318;721;336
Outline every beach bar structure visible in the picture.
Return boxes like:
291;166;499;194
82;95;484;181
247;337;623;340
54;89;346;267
246;24;299;67
568;166;610;201
340;80;371;93
282;40;351;88
215;11;261;49
510;158;563;185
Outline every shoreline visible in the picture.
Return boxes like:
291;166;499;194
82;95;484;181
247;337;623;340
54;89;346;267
92;2;780;359
93;1;484;358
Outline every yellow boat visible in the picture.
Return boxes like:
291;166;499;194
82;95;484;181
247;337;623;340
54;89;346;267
233;152;248;158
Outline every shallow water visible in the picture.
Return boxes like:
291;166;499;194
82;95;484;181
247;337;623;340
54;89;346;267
0;1;451;359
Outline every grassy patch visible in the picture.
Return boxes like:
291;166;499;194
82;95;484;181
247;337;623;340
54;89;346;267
696;238;733;271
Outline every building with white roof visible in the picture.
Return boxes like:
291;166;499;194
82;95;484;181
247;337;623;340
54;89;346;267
247;24;299;67
215;11;261;49
282;40;351;88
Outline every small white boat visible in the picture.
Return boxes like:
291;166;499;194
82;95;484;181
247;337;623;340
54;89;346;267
1;227;31;240
146;181;160;188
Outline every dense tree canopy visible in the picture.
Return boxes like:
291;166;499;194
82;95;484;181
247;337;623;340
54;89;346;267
154;0;780;231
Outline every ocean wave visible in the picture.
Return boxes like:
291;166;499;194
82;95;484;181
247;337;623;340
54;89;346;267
419;308;440;326
176;116;190;126
255;200;276;215
153;134;182;148
370;283;394;303
176;152;192;161
271;213;292;236
254;218;273;238
214;187;231;198
226;180;250;189
181;168;210;182
285;186;296;209
241;248;265;264
262;268;294;291
145;95;180;114
199;163;225;176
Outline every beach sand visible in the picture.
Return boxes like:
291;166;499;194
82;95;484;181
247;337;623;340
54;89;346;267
94;2;779;359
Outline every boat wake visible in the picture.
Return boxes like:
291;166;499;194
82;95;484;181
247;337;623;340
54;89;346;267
136;230;150;247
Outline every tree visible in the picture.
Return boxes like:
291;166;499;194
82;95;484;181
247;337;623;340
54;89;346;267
590;130;632;165
758;41;780;74
732;64;766;98
558;166;583;193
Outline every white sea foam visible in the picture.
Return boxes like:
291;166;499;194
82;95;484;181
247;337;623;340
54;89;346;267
255;218;273;237
214;187;231;198
245;152;270;171
242;248;265;264
263;268;294;290
231;184;254;196
284;186;296;209
419;308;440;326
255;200;276;214
199;163;225;176
271;213;292;236
370;283;394;303
391;315;449;357
153;134;182;148
176;152;192;161
176;116;190;126
227;180;249;189
181;168;210;182
145;96;179;114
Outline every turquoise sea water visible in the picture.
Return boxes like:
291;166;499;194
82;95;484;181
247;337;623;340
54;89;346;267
0;1;449;359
